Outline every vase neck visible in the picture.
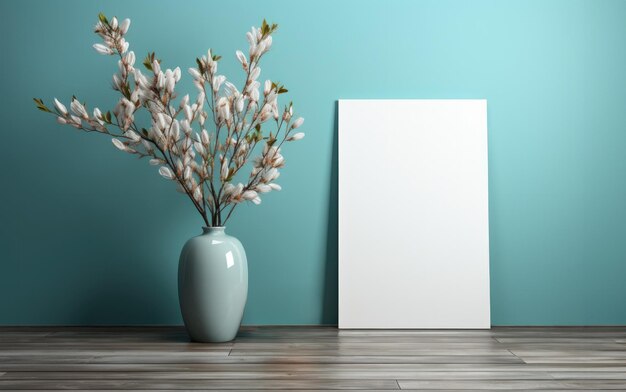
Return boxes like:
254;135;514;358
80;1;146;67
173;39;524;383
202;226;226;235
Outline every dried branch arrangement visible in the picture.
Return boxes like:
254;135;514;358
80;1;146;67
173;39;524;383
34;13;305;227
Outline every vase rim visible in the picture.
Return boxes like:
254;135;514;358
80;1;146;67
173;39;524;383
202;226;226;234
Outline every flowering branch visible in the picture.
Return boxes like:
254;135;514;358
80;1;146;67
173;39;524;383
35;14;305;227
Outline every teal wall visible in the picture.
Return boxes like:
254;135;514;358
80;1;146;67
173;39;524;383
1;0;626;326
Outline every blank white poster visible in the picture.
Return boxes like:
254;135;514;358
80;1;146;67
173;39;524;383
338;99;490;329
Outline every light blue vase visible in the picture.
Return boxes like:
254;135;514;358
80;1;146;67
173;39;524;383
178;227;248;343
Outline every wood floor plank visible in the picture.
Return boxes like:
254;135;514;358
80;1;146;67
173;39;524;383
231;342;507;349
0;355;525;366
229;349;515;356
512;349;626;357
551;371;626;380
3;390;619;392
519;357;626;364
1;327;625;390
3;362;626;373
235;336;503;343
498;343;626;351
0;370;557;380
496;337;620;343
0;390;506;392
399;379;626;390
0;378;400;390
0;390;526;392
0;343;233;350
510;350;626;364
0;350;232;356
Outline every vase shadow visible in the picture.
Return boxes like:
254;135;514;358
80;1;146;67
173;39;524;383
64;209;181;327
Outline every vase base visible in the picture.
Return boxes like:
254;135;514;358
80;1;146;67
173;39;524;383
188;333;238;343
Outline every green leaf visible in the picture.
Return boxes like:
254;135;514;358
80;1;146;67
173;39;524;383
33;98;51;112
226;168;235;182
212;54;222;61
195;57;204;73
98;12;108;25
267;131;276;146
120;83;131;99
261;19;269;36
143;52;155;71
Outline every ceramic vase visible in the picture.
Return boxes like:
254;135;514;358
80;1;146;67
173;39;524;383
178;227;248;342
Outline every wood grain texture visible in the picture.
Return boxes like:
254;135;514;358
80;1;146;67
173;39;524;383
0;326;625;390
0;379;400;389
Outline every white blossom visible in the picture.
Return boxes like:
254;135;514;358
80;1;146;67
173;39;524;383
264;80;272;95
188;68;202;80
216;97;230;122
38;14;305;227
159;166;175;180
194;141;206;156
119;18;131;35
249;66;261;81
212;75;226;91
53;98;68;115
184;105;192;122
235;50;248;70
193;186;202;202
290;117;304;129
242;190;258;200
235;96;244;113
93;43;113;55
124;51;135;67
93;107;103;124
201;129;210;144
224;81;239;97
288;132;305;141
171;120;180;140
71;99;88;118
111;138;126;151
250;87;260;102
256;184;271;193
179;94;189;109
220;158;229;180
124;130;141;141
152;59;161;75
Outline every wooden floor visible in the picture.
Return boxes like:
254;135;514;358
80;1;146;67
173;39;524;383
1;327;626;390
